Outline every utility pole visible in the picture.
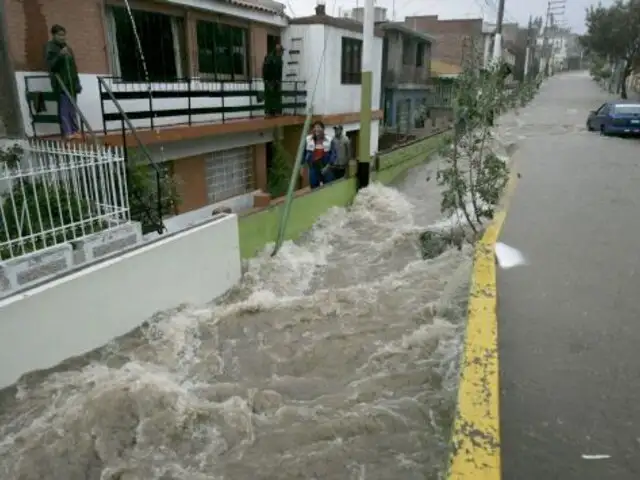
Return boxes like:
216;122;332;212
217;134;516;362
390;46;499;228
524;15;532;79
541;2;551;77
543;0;566;76
357;0;374;190
491;0;506;62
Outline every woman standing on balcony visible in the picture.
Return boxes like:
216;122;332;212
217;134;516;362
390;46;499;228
303;121;336;189
45;24;82;140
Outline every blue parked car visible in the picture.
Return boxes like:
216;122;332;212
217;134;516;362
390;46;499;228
587;100;640;136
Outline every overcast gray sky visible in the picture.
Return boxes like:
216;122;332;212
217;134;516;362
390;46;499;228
287;0;615;33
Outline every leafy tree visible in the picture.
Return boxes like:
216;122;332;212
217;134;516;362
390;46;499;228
580;0;640;98
435;48;533;240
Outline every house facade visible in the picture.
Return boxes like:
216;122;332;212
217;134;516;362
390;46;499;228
377;21;434;135
286;8;384;159
3;0;382;222
405;15;484;68
481;22;520;72
535;25;571;74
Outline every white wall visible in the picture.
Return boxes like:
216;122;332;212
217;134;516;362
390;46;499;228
283;24;383;116
483;34;492;68
147;129;273;162
0;214;241;389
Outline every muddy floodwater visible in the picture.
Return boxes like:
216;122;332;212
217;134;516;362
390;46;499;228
0;95;547;479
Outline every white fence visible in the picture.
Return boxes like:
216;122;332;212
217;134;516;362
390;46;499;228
0;139;130;261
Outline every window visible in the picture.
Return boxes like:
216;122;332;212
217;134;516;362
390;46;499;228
613;104;640;115
341;37;362;84
402;37;413;65
107;7;184;81
416;42;426;67
196;21;248;79
205;147;254;203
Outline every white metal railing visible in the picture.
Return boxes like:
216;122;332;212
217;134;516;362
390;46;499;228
0;139;130;261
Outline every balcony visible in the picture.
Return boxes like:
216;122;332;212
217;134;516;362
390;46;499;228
384;65;430;87
23;75;308;142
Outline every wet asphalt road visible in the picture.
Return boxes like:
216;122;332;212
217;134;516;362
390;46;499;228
498;73;640;479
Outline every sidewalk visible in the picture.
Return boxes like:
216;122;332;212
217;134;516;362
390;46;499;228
497;74;640;479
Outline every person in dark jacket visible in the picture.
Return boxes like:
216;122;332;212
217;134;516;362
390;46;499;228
45;24;82;140
262;44;284;117
330;125;351;180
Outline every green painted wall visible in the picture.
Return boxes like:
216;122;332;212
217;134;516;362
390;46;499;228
238;132;450;259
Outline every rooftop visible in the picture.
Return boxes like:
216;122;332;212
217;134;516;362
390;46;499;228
289;13;385;37
431;60;462;78
376;21;437;44
166;0;286;15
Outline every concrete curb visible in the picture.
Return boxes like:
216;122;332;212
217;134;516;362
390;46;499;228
447;163;520;480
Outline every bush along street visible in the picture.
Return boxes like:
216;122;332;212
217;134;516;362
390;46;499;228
420;61;540;258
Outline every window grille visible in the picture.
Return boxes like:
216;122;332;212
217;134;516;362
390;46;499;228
205;147;254;203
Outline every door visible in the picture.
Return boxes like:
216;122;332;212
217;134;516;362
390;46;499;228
591;103;610;130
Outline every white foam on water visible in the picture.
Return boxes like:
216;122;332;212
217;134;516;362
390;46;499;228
0;99;546;479
0;175;475;480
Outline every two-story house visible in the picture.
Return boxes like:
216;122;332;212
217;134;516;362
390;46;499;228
286;5;384;160
377;21;434;135
406;15;484;69
3;0;383;225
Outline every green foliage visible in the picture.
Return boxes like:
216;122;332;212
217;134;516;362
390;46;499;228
436;57;536;239
126;149;180;233
0;144;103;260
267;134;294;198
581;0;640;61
580;0;640;97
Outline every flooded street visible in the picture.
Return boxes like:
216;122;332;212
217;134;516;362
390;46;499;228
0;173;471;480
0;73;584;480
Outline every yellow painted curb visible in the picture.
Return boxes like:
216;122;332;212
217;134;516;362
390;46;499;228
447;166;519;480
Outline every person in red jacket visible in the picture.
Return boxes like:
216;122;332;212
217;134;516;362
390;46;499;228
303;121;336;189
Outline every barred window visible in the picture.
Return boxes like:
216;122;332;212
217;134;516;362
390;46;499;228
205;147;254;203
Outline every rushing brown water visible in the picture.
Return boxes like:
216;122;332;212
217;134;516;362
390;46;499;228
0;93;544;479
0;173;474;480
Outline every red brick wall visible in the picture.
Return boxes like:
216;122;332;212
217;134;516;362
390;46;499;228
4;0;280;76
5;0;109;73
406;15;484;66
